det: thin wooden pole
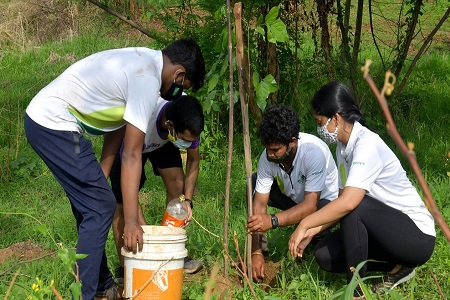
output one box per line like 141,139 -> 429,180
362,62 -> 450,243
234,2 -> 253,281
223,0 -> 234,279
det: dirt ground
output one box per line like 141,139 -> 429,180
0,241 -> 282,298
0,240 -> 52,264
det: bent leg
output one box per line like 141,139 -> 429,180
340,196 -> 434,280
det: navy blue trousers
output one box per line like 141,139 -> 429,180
24,114 -> 116,299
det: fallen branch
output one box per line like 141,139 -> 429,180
4,266 -> 21,300
85,0 -> 168,44
361,60 -> 450,243
0,250 -> 59,278
430,270 -> 446,300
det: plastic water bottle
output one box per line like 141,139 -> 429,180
161,194 -> 188,227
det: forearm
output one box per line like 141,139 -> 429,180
277,203 -> 317,227
100,127 -> 125,178
184,158 -> 199,199
121,153 -> 142,224
251,232 -> 264,252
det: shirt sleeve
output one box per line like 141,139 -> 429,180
123,74 -> 160,133
189,138 -> 200,149
345,141 -> 383,191
254,151 -> 275,194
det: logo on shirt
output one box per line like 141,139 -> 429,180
297,171 -> 306,184
310,170 -> 324,177
145,143 -> 161,150
352,161 -> 366,166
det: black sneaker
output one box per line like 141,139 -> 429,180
372,266 -> 415,293
184,256 -> 203,274
114,266 -> 124,286
94,282 -> 120,299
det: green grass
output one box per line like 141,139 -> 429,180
1,3 -> 450,299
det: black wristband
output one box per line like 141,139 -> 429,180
271,213 -> 278,229
185,198 -> 193,209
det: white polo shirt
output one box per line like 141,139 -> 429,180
255,132 -> 339,203
337,121 -> 435,237
26,47 -> 163,136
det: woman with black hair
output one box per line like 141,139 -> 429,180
288,81 -> 435,298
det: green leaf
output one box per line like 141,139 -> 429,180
37,224 -> 47,235
207,74 -> 219,93
267,19 -> 289,43
70,281 -> 82,300
252,72 -> 260,89
57,248 -> 70,265
256,26 -> 265,38
75,253 -> 88,260
265,6 -> 280,25
255,74 -> 279,110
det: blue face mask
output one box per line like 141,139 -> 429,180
168,129 -> 192,149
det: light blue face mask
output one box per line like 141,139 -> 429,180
168,128 -> 192,149
172,138 -> 192,149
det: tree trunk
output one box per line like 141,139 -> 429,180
316,0 -> 335,79
350,0 -> 364,103
396,6 -> 450,96
394,0 -> 423,78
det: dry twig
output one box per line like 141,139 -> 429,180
361,60 -> 450,243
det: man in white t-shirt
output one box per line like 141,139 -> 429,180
246,104 -> 338,282
24,38 -> 205,300
109,96 -> 204,282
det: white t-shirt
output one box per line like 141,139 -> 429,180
26,47 -> 163,135
337,121 -> 435,237
255,132 -> 339,203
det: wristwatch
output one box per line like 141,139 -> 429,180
185,198 -> 193,209
270,213 -> 278,229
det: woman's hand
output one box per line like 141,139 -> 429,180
289,225 -> 320,258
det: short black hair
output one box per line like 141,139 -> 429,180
165,95 -> 204,136
311,81 -> 366,126
162,38 -> 206,92
258,104 -> 300,146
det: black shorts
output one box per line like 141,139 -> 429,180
110,142 -> 182,203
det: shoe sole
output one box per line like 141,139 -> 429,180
184,264 -> 203,274
390,269 -> 416,290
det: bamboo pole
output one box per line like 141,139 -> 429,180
233,2 -> 253,281
223,0 -> 235,279
362,61 -> 450,243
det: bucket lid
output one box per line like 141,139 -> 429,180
122,248 -> 188,260
142,225 -> 186,236
140,225 -> 187,243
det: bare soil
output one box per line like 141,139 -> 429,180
0,240 -> 52,265
0,241 -> 282,299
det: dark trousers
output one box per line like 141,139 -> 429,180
110,142 -> 182,203
24,114 -> 116,299
314,195 -> 435,281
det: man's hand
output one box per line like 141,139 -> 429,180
123,221 -> 144,253
182,201 -> 193,228
251,252 -> 265,282
247,213 -> 272,233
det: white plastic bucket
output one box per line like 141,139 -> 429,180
122,225 -> 188,300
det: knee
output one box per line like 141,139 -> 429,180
314,245 -> 333,272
